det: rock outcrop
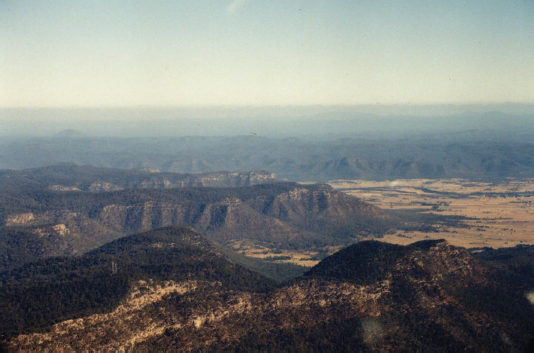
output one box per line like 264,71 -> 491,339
1,183 -> 395,271
3,235 -> 532,351
1,164 -> 281,192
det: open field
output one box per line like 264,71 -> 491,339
230,178 -> 533,267
227,239 -> 342,268
329,178 -> 534,249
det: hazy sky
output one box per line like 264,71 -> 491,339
1,0 -> 533,107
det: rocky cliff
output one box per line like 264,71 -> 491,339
0,164 -> 280,192
1,183 -> 395,271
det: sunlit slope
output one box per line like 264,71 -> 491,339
4,237 -> 531,351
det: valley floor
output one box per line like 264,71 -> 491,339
329,178 -> 534,249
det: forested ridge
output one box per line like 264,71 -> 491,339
0,164 -> 280,191
0,226 -> 276,338
0,182 -> 406,272
2,229 -> 532,351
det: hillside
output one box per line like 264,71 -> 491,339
3,236 -> 532,351
470,245 -> 534,287
0,182 -> 400,271
0,164 -> 280,191
0,226 -> 275,340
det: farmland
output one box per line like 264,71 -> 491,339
330,178 -> 534,248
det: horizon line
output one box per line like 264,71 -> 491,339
2,102 -> 534,110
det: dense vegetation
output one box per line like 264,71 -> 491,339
0,181 -> 324,218
2,232 -> 533,351
303,240 -> 534,351
138,240 -> 534,351
471,244 -> 534,287
305,241 -> 413,285
0,226 -> 276,338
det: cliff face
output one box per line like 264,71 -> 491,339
247,186 -> 389,225
135,171 -> 277,189
0,164 -> 280,191
6,210 -> 78,227
1,183 -> 394,271
4,237 -> 532,351
94,198 -> 297,244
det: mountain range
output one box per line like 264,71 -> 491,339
1,169 -> 407,272
0,163 -> 280,191
0,162 -> 531,350
2,226 -> 532,351
1,133 -> 533,181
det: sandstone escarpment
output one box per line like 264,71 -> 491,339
247,186 -> 388,221
6,211 -> 78,227
1,164 -> 281,192
4,183 -> 391,251
1,183 -> 398,272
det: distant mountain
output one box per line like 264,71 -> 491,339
54,129 -> 87,138
0,164 -> 281,191
3,235 -> 532,351
0,182 -> 398,271
1,135 -> 532,180
2,106 -> 533,138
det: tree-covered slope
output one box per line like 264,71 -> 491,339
3,238 -> 532,351
0,182 -> 397,271
0,226 -> 275,339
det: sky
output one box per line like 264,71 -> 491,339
1,0 -> 533,107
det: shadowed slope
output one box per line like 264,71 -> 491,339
0,226 -> 275,339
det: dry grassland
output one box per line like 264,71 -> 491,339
228,239 -> 339,267
231,179 -> 533,267
329,178 -> 534,249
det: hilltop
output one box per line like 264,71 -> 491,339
0,226 -> 275,340
2,234 -> 532,351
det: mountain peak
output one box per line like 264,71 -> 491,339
54,129 -> 87,138
304,240 -> 412,284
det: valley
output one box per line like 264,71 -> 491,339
228,178 -> 534,266
0,165 -> 532,350
0,169 -> 398,272
2,1 -> 533,348
330,178 -> 534,248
